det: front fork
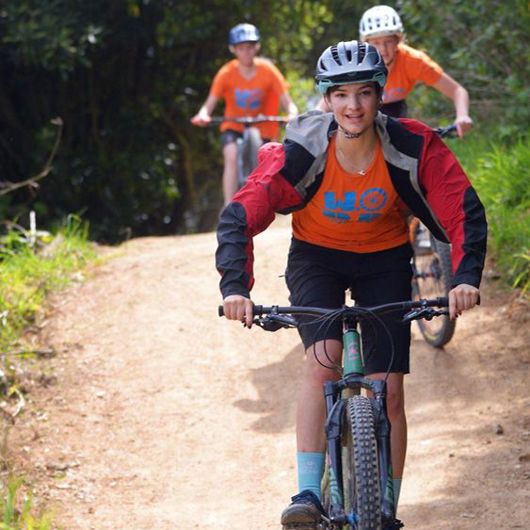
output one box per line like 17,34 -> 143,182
323,327 -> 396,526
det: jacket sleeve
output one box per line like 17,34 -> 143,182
419,132 -> 487,288
215,142 -> 303,299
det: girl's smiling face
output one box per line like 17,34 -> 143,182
325,83 -> 380,136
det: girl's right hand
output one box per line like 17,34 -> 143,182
223,295 -> 254,327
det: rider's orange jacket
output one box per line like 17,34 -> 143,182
216,112 -> 487,299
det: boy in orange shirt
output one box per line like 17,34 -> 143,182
191,23 -> 298,204
359,5 -> 472,136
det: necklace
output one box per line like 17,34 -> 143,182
335,140 -> 376,176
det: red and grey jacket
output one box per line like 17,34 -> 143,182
216,111 -> 487,298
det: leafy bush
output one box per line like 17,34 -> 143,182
0,215 -> 96,351
452,135 -> 530,294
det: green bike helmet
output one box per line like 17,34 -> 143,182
315,40 -> 387,95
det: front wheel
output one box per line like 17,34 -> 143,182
346,395 -> 382,530
412,233 -> 456,347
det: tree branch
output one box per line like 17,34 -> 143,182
0,117 -> 63,197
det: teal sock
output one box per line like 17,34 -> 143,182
393,478 -> 402,507
297,452 -> 325,499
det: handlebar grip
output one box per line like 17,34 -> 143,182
436,297 -> 449,307
433,294 -> 480,308
218,304 -> 264,318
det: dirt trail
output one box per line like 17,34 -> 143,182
10,217 -> 530,529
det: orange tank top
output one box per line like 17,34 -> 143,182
292,136 -> 409,253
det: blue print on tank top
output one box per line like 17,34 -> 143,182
323,188 -> 387,222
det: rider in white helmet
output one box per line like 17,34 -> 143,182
358,5 -> 473,136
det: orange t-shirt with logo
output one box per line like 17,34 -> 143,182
383,43 -> 443,103
292,136 -> 409,253
210,58 -> 288,140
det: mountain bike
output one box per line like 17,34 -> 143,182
219,297 -> 449,529
410,124 -> 458,348
210,115 -> 288,187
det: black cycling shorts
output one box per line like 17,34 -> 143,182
220,129 -> 243,147
285,238 -> 413,374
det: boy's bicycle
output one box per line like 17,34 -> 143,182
210,115 -> 288,187
219,297 -> 449,529
410,125 -> 458,348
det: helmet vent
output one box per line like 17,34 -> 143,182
331,45 -> 341,65
358,43 -> 366,64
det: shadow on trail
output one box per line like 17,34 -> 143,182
232,343 -> 304,433
404,329 -> 530,529
401,434 -> 529,529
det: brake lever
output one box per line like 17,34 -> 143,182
402,308 -> 449,323
254,314 -> 298,331
402,309 -> 422,323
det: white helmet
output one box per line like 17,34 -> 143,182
359,5 -> 404,40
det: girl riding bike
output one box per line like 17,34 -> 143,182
216,40 -> 487,529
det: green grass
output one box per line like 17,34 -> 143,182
0,214 -> 96,528
451,133 -> 530,294
0,215 -> 97,352
0,477 -> 53,530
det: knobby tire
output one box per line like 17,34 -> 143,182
346,395 -> 382,530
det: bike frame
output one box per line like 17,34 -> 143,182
218,298 -> 448,529
323,314 -> 395,527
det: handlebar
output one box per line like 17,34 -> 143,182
218,297 -> 448,318
433,124 -> 458,138
209,115 -> 289,125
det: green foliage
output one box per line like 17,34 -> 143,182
452,135 -> 530,294
0,476 -> 53,530
0,0 -> 527,242
0,215 -> 96,351
0,0 -> 335,241
1,1 -> 102,76
399,0 -> 530,133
